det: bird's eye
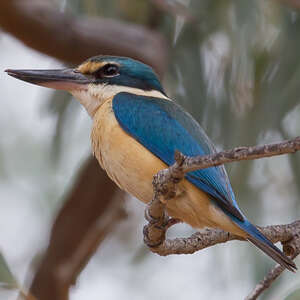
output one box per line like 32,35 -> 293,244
95,64 -> 119,78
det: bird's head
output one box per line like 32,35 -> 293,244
5,55 -> 167,117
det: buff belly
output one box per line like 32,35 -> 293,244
91,98 -> 246,236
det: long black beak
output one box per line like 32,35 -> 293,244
5,68 -> 90,90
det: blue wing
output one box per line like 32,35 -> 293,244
112,92 -> 297,271
112,92 -> 244,221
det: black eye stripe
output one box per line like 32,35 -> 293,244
94,64 -> 119,78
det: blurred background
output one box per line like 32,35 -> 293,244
0,0 -> 300,299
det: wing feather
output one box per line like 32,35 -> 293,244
113,92 -> 244,221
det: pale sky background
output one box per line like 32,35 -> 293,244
0,31 -> 299,300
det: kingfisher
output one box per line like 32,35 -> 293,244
5,55 -> 296,271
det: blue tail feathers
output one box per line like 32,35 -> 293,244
236,219 -> 296,271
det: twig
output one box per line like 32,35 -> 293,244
145,137 -> 300,211
245,232 -> 300,300
146,221 -> 300,256
143,137 -> 300,298
173,136 -> 300,174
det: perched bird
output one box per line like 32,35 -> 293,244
5,55 -> 296,271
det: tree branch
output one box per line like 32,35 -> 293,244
145,220 -> 300,256
143,136 -> 300,299
29,157 -> 126,300
246,252 -> 300,300
0,0 -> 167,76
246,230 -> 300,300
173,136 -> 300,175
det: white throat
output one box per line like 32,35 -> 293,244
71,84 -> 170,118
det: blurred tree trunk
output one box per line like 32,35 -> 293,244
30,158 -> 126,300
0,0 -> 167,76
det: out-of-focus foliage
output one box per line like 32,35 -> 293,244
286,288 -> 300,300
1,0 -> 300,299
0,252 -> 18,290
